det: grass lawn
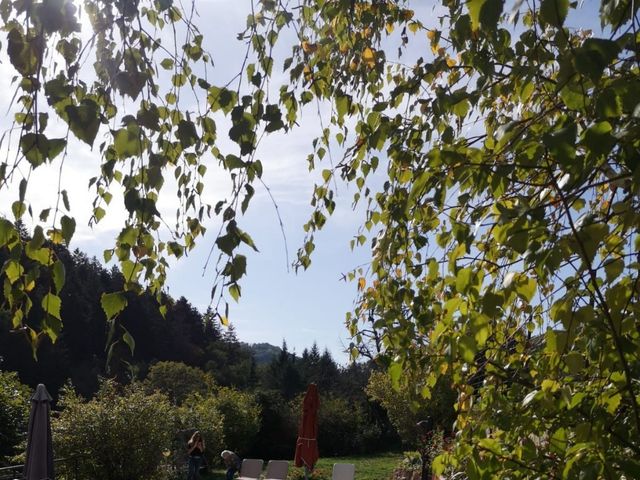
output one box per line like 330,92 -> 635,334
202,452 -> 402,480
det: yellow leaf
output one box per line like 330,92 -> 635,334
427,30 -> 437,41
402,9 -> 415,21
446,56 -> 457,67
385,23 -> 394,34
303,64 -> 313,81
358,277 -> 366,291
47,229 -> 64,244
301,41 -> 318,53
362,47 -> 376,68
407,21 -> 419,33
220,315 -> 229,326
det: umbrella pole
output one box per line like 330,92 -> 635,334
304,466 -> 309,480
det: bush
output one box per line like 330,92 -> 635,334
145,361 -> 215,405
391,451 -> 422,480
251,390 -> 297,459
366,371 -> 456,447
0,370 -> 30,466
53,380 -> 176,480
316,396 -> 363,456
211,387 -> 260,455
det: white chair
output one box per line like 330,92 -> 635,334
238,458 -> 263,479
264,460 -> 289,479
332,463 -> 355,480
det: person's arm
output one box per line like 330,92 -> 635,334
187,442 -> 195,454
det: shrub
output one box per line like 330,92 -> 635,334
53,380 -> 176,480
391,451 -> 422,480
145,361 -> 215,405
366,371 -> 456,446
251,390 -> 297,459
211,387 -> 260,455
316,395 -> 363,456
0,370 -> 30,466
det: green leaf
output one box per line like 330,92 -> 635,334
564,351 -> 584,375
42,292 -> 62,320
458,334 -> 476,362
20,133 -> 48,167
101,292 -> 128,320
176,120 -> 198,148
12,201 -> 26,219
42,315 -> 62,344
229,283 -> 241,302
582,121 -> 615,157
0,219 -> 18,247
595,88 -> 622,118
543,121 -> 577,163
456,267 -> 473,293
208,86 -> 238,114
388,362 -> 402,390
224,154 -> 246,170
216,232 -> 239,256
113,127 -> 143,158
53,260 -> 66,293
122,326 -> 136,355
65,100 -> 101,145
25,245 -> 52,265
574,38 -> 621,83
467,0 -> 502,31
540,0 -> 569,27
336,95 -> 349,122
7,28 -> 41,76
160,58 -> 174,70
604,258 -> 624,283
515,276 -> 537,302
579,223 -> 609,263
60,215 -> 76,245
4,260 -> 24,284
228,254 -> 247,281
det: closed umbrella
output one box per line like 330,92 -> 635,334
294,384 -> 319,479
24,384 -> 54,480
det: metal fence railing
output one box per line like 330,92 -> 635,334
0,457 -> 80,480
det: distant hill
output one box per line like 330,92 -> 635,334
245,342 -> 283,365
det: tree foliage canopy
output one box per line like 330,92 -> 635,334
246,0 -> 640,477
2,0 -> 640,477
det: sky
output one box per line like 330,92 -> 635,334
0,1 -> 605,364
0,0 -> 381,364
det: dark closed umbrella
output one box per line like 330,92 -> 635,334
24,384 -> 54,480
294,384 -> 319,476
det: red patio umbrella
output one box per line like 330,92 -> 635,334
294,384 -> 319,477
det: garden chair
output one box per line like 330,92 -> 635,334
332,463 -> 355,480
264,460 -> 289,479
238,458 -> 263,479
